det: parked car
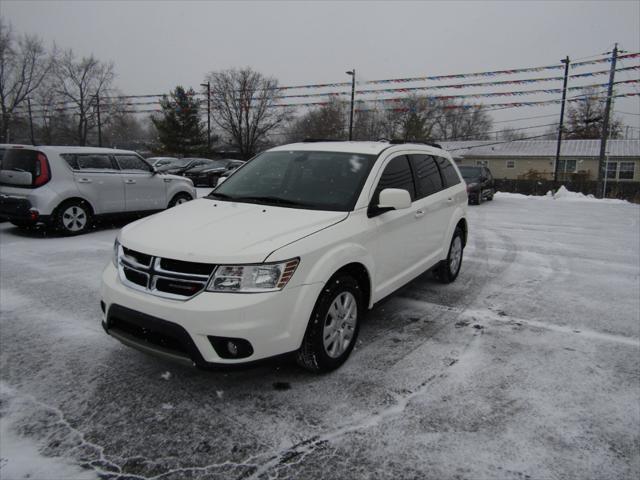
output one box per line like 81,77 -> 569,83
458,165 -> 494,204
154,157 -> 198,174
102,141 -> 468,372
148,156 -> 178,168
0,146 -> 196,235
185,159 -> 245,187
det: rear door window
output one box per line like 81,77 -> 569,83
373,155 -> 416,203
435,156 -> 461,188
62,154 -> 117,171
408,154 -> 444,199
115,155 -> 152,172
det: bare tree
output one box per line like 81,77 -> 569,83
497,127 -> 527,141
434,100 -> 493,140
55,49 -> 114,145
205,68 -> 291,158
565,87 -> 622,139
286,98 -> 346,142
0,17 -> 53,142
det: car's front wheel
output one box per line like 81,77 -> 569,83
296,274 -> 363,372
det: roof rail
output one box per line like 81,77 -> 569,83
387,139 -> 443,149
301,138 -> 344,143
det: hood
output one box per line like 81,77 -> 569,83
120,198 -> 348,264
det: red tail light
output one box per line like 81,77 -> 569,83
33,153 -> 50,187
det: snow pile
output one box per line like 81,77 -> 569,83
495,186 -> 628,204
553,186 -> 628,204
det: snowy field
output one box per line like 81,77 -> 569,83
1,191 -> 639,480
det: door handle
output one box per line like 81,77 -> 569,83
163,178 -> 172,183
415,209 -> 425,218
77,178 -> 92,184
125,179 -> 136,184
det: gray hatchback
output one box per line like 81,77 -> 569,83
0,146 -> 196,235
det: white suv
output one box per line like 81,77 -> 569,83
0,146 -> 196,235
101,141 -> 468,372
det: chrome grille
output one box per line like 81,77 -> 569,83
117,246 -> 215,300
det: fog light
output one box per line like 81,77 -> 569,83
207,336 -> 254,359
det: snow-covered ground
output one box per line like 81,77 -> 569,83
1,192 -> 639,480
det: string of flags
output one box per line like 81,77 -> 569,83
276,68 -> 640,100
271,80 -> 640,108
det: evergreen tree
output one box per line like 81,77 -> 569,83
152,86 -> 206,154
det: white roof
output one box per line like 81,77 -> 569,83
439,139 -> 640,158
270,141 -> 448,156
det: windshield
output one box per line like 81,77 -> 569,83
209,150 -> 376,211
458,166 -> 482,180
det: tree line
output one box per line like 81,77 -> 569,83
1,17 -> 627,159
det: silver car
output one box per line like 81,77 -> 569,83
0,146 -> 196,235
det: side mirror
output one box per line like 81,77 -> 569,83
378,188 -> 411,210
216,176 -> 227,186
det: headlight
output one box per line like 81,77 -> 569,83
206,258 -> 299,293
466,182 -> 478,191
113,238 -> 120,266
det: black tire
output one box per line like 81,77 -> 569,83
53,200 -> 92,235
434,226 -> 464,284
296,275 -> 363,373
476,192 -> 483,205
487,191 -> 494,201
168,192 -> 193,208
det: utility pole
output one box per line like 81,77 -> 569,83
553,56 -> 570,184
95,91 -> 102,147
200,81 -> 211,150
346,69 -> 355,140
597,44 -> 618,197
27,98 -> 35,145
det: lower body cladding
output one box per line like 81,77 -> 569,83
0,194 -> 51,225
100,263 -> 324,368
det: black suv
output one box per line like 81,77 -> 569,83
458,165 -> 494,205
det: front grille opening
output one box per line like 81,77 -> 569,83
155,278 -> 205,296
110,316 -> 190,357
122,247 -> 152,266
123,266 -> 148,287
159,258 -> 215,276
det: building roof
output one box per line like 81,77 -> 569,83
438,140 -> 640,158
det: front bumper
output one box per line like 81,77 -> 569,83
100,263 -> 324,367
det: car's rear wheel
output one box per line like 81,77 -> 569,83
434,226 -> 464,283
296,274 -> 363,372
54,200 -> 92,235
168,192 -> 193,208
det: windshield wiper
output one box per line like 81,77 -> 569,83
231,195 -> 309,207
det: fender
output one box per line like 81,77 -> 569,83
271,240 -> 376,308
442,206 -> 467,260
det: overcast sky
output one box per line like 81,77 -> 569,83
3,0 -> 639,135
